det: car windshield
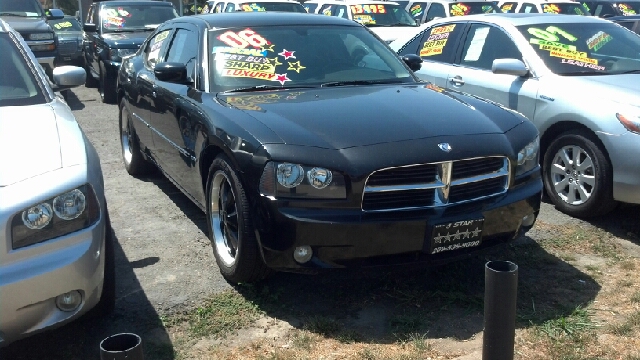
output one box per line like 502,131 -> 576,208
236,2 -> 307,12
615,2 -> 640,15
349,3 -> 418,26
0,34 -> 45,106
100,5 -> 178,32
540,3 -> 588,15
449,2 -> 501,16
516,21 -> 640,75
50,17 -> 83,32
208,25 -> 416,91
0,0 -> 44,17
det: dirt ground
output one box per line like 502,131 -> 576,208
1,85 -> 639,359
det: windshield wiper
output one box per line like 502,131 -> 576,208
0,12 -> 28,17
615,69 -> 640,74
219,84 -> 315,94
559,71 -> 608,76
320,79 -> 405,87
374,22 -> 417,27
108,28 -> 140,33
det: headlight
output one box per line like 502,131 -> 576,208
11,185 -> 101,249
616,112 -> 640,134
110,48 -> 136,62
260,162 -> 347,199
29,32 -> 54,40
515,135 -> 540,176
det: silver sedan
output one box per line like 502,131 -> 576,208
0,19 -> 114,346
390,13 -> 640,218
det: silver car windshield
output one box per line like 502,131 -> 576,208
516,22 -> 640,75
208,25 -> 415,91
0,34 -> 45,107
0,0 -> 44,18
100,5 -> 178,32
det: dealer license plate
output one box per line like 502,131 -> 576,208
429,218 -> 484,254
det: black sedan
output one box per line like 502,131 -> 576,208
117,12 -> 542,284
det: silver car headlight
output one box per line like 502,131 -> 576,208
110,48 -> 136,62
616,112 -> 640,135
260,162 -> 347,199
515,135 -> 540,176
11,184 -> 101,249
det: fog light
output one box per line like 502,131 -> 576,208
521,214 -> 535,227
55,290 -> 82,312
293,246 -> 313,263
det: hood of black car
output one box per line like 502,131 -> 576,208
102,32 -> 149,47
1,16 -> 50,33
218,84 -> 523,150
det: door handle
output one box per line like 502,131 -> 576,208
449,76 -> 465,86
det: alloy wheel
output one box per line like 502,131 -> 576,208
549,145 -> 596,205
210,171 -> 239,267
120,106 -> 133,165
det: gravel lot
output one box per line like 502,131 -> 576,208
1,85 -> 638,359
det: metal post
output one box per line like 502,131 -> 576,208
483,261 -> 518,360
100,333 -> 144,360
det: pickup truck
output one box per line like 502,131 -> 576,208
83,0 -> 178,103
0,0 -> 64,80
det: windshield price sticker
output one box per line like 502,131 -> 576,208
619,3 -> 637,14
103,16 -> 125,28
450,3 -> 471,16
218,28 -> 270,49
543,4 -> 561,13
241,3 -> 266,11
350,4 -> 386,14
502,3 -> 513,11
587,31 -> 612,51
354,14 -> 376,24
420,24 -> 455,57
410,4 -> 423,16
528,26 -> 605,70
53,21 -> 73,29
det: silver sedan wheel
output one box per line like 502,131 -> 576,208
209,171 -> 239,267
120,106 -> 133,166
550,145 -> 596,205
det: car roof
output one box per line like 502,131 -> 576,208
0,19 -> 10,33
441,12 -> 615,25
182,11 -> 363,27
96,0 -> 174,6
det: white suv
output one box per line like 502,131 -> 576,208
304,0 -> 422,42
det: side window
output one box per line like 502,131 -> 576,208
213,2 -> 224,12
459,24 -> 522,70
594,3 -> 617,16
144,29 -> 171,69
333,5 -> 348,18
425,3 -> 446,21
164,28 -> 199,81
319,4 -> 333,15
225,3 -> 236,11
500,2 -> 518,13
408,2 -> 428,21
91,6 -> 99,25
305,3 -> 318,13
518,3 -> 539,13
418,23 -> 464,63
86,5 -> 94,24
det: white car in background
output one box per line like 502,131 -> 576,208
498,0 -> 590,14
0,19 -> 114,346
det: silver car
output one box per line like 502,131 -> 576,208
390,13 -> 640,218
0,19 -> 114,346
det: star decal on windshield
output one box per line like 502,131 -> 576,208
267,57 -> 282,66
287,61 -> 306,73
261,44 -> 275,52
275,73 -> 290,85
278,49 -> 296,60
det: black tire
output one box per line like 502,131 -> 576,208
206,155 -> 271,284
119,98 -> 155,176
85,66 -> 99,88
85,206 -> 116,318
543,129 -> 617,218
99,69 -> 117,104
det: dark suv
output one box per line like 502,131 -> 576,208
0,0 -> 64,79
582,0 -> 640,16
83,0 -> 178,103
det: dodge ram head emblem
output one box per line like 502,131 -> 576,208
438,143 -> 452,152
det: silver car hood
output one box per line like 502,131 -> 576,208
0,102 -> 86,187
559,74 -> 640,105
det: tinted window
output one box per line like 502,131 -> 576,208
418,23 -> 464,63
145,30 -> 171,68
0,0 -> 44,17
165,28 -> 199,80
236,2 -> 307,12
449,2 -> 501,15
516,22 -> 640,74
518,3 -> 539,12
500,2 -> 518,13
49,17 -> 83,32
304,3 -> 318,12
335,5 -> 349,18
319,4 -> 333,15
408,2 -> 428,20
0,34 -> 45,106
100,5 -> 178,32
208,25 -> 415,91
226,3 -> 236,11
541,3 -> 588,15
348,3 -> 417,25
460,24 -> 522,70
425,3 -> 446,21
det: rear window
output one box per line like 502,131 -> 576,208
449,2 -> 501,15
0,34 -> 45,107
541,3 -> 588,15
237,2 -> 307,12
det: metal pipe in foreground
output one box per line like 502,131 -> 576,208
100,333 -> 144,360
483,260 -> 518,360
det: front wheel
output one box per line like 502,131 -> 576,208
99,69 -> 117,104
543,130 -> 617,218
206,155 -> 270,284
119,99 -> 154,176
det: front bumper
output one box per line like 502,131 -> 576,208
257,170 -> 542,270
601,131 -> 640,204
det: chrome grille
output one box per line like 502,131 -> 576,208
58,39 -> 78,55
362,156 -> 509,212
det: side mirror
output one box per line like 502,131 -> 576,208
84,23 -> 97,32
492,59 -> 529,76
154,62 -> 189,83
47,8 -> 65,20
52,66 -> 86,90
402,53 -> 423,71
